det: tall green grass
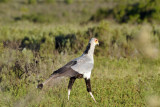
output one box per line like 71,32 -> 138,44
0,21 -> 160,106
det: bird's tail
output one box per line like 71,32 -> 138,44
37,74 -> 59,89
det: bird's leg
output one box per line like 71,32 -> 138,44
68,77 -> 76,100
85,78 -> 97,103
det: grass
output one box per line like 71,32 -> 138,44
0,51 -> 160,106
0,22 -> 160,106
0,0 -> 160,107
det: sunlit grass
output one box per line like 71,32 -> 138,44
0,21 -> 160,106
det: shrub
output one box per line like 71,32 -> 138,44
28,0 -> 37,4
55,34 -> 77,52
20,36 -> 45,51
0,43 -> 4,55
0,0 -> 10,3
45,0 -> 55,3
64,0 -> 74,4
14,14 -> 53,23
89,0 -> 160,23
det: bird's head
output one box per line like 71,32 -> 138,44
89,38 -> 99,46
83,38 -> 99,54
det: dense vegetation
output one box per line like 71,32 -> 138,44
0,0 -> 160,107
90,0 -> 160,23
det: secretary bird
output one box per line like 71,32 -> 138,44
37,38 -> 99,103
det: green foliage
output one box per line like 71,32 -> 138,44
0,21 -> 159,59
0,42 -> 4,55
20,36 -> 46,51
14,14 -> 53,23
39,34 -> 55,57
45,0 -> 54,3
28,0 -> 37,4
55,34 -> 77,52
90,8 -> 111,22
90,0 -> 160,23
0,7 -> 160,107
64,0 -> 74,4
0,0 -> 160,105
15,21 -> 138,57
1,54 -> 160,106
0,0 -> 10,3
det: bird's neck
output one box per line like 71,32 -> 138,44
83,43 -> 95,57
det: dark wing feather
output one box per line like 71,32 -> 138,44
51,61 -> 80,77
37,61 -> 81,89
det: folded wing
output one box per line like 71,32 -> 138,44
51,61 -> 80,77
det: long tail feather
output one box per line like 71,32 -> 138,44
37,74 -> 59,89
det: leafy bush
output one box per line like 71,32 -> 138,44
28,0 -> 37,4
55,34 -> 76,52
20,36 -> 46,51
14,14 -> 54,23
64,0 -> 74,4
90,0 -> 160,23
0,0 -> 10,3
45,0 -> 55,3
11,21 -> 158,59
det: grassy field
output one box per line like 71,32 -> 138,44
0,0 -> 160,107
1,54 -> 160,106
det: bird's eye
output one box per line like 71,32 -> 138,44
95,39 -> 98,42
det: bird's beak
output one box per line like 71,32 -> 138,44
95,41 -> 99,45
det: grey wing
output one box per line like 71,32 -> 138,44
51,61 -> 80,77
40,61 -> 80,86
71,56 -> 94,74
